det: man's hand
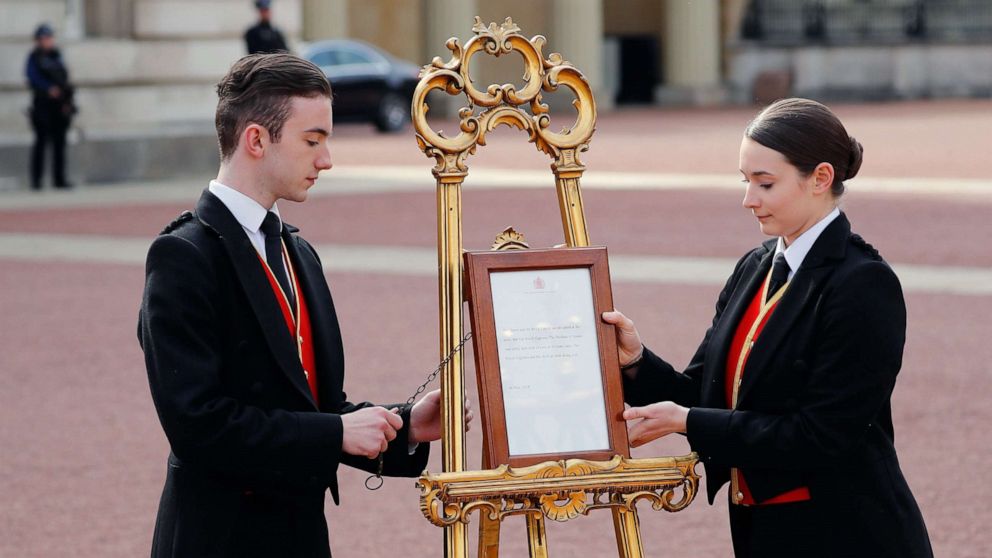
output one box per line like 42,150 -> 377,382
341,406 -> 404,459
409,389 -> 474,444
48,85 -> 61,99
623,402 -> 689,447
601,310 -> 644,369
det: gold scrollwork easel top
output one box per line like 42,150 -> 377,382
413,17 -> 596,179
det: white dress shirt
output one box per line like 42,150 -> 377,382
774,207 -> 841,281
208,180 -> 291,281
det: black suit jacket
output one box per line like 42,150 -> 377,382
623,213 -> 931,557
139,190 -> 428,558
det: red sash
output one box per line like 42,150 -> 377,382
257,252 -> 319,405
724,283 -> 810,505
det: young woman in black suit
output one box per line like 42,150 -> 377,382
603,98 -> 932,558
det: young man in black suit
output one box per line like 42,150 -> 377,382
139,53 -> 458,558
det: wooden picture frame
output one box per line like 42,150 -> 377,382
464,246 -> 629,468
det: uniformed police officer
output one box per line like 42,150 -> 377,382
25,23 -> 75,190
244,0 -> 289,55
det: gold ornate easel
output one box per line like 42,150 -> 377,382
412,18 -> 700,557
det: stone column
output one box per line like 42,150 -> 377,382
659,0 -> 724,105
64,0 -> 86,40
83,0 -> 134,38
423,0 -> 477,117
303,0 -> 347,41
551,0 -> 608,110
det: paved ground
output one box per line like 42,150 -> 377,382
1,100 -> 990,557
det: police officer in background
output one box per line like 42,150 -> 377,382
244,0 -> 289,54
25,23 -> 75,190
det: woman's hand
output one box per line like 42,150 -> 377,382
601,310 -> 644,368
409,389 -> 474,444
623,402 -> 689,447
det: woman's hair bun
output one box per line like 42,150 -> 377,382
845,136 -> 864,181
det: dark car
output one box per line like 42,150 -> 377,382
302,39 -> 421,133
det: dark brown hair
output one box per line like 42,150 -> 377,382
745,98 -> 863,197
215,53 -> 332,161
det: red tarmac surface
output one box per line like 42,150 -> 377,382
1,101 -> 991,557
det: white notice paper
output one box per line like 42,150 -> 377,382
490,268 -> 610,456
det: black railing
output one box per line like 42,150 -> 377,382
741,0 -> 992,45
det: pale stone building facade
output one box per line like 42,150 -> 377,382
1,0 -> 988,185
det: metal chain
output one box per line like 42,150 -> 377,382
406,331 -> 473,406
365,331 -> 473,490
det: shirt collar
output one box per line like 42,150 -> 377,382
208,180 -> 280,234
774,206 -> 841,273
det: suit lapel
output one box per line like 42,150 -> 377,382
282,229 -> 345,411
735,214 -> 851,405
194,190 -> 317,409
700,243 -> 775,406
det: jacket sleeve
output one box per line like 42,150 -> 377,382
25,54 -> 52,94
273,29 -> 289,52
336,402 -> 430,477
244,29 -> 257,55
140,233 -> 343,483
686,261 -> 906,471
295,236 -> 430,477
622,250 -> 753,408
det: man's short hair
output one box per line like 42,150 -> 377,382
215,53 -> 332,161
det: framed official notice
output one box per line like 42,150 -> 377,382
464,247 -> 629,467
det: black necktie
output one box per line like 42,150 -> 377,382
260,211 -> 296,313
767,252 -> 790,302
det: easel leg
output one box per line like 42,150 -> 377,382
477,439 -> 501,557
526,512 -> 550,558
612,507 -> 644,558
478,503 -> 501,558
445,523 -> 469,558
